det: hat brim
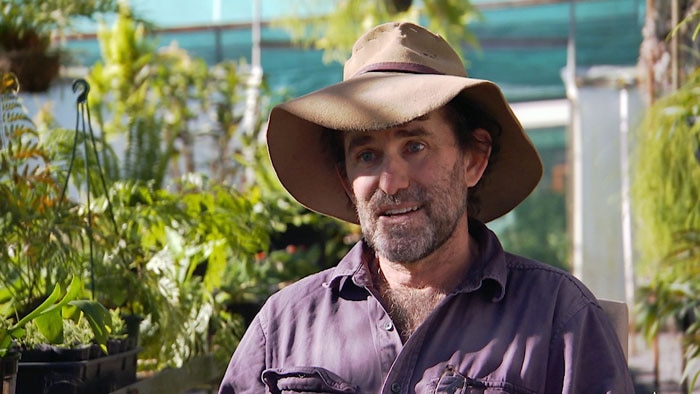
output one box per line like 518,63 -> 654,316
266,72 -> 543,224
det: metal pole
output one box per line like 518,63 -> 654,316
566,0 -> 583,280
213,0 -> 223,62
237,0 -> 263,185
251,0 -> 261,70
241,0 -> 262,138
619,87 -> 635,328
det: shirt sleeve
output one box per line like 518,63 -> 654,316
218,314 -> 267,393
546,300 -> 635,393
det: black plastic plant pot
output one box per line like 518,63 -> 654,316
16,348 -> 139,394
1,352 -> 21,394
18,344 -> 92,363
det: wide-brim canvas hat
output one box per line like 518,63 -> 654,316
266,22 -> 543,224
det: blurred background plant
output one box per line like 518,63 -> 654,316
633,4 -> 700,390
4,0 -> 700,390
0,0 -> 120,91
0,73 -> 87,319
0,0 -> 118,46
4,5 -> 355,373
275,0 -> 482,64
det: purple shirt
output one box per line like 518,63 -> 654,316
219,221 -> 634,393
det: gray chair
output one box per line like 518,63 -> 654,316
598,299 -> 629,360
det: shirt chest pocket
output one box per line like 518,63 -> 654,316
435,377 -> 519,394
262,367 -> 359,394
434,366 -> 532,394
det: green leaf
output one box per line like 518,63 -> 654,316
13,281 -> 64,328
62,304 -> 81,321
0,286 -> 13,305
0,302 -> 12,320
36,276 -> 83,318
34,309 -> 64,344
69,300 -> 113,351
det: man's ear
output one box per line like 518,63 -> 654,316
464,128 -> 492,187
336,163 -> 356,204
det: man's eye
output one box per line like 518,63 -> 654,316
407,142 -> 425,153
358,151 -> 375,162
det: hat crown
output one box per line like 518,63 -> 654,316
343,22 -> 468,80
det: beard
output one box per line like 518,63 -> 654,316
355,162 -> 469,263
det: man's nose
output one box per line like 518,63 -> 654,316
378,156 -> 409,196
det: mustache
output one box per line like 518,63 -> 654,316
366,186 -> 426,209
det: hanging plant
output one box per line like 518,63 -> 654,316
632,67 -> 700,392
386,0 -> 412,13
631,68 -> 700,272
0,0 -> 120,92
274,0 -> 482,64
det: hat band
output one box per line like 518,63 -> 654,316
351,62 -> 443,78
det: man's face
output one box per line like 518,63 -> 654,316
341,108 -> 487,263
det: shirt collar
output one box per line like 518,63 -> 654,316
325,241 -> 373,291
325,220 -> 507,301
459,219 -> 507,301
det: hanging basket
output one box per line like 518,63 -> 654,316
386,0 -> 412,13
0,49 -> 60,93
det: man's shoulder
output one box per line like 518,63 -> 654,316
264,266 -> 340,308
503,252 -> 569,276
502,252 -> 597,303
258,242 -> 367,320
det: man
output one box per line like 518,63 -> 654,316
219,22 -> 633,393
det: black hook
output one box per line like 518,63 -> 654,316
72,79 -> 90,104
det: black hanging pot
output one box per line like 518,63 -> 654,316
0,49 -> 60,93
386,0 -> 412,13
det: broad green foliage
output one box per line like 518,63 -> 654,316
275,0 -> 482,64
1,278 -> 112,357
82,175 -> 350,370
84,178 -> 259,368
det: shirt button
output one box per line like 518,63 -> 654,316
391,382 -> 401,392
383,321 -> 394,331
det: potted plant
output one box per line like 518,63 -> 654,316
0,278 -> 112,394
0,72 -> 132,392
0,0 -> 119,92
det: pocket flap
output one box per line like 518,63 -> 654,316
262,366 -> 359,393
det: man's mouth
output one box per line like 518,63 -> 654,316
380,205 -> 421,217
